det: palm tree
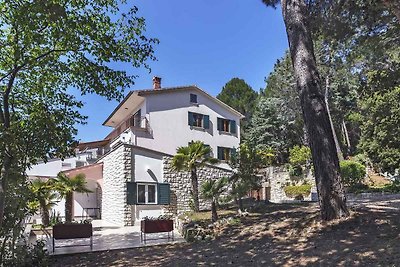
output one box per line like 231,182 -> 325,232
30,179 -> 58,227
172,141 -> 218,212
55,173 -> 92,223
200,177 -> 228,222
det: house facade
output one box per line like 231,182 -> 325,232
98,78 -> 243,225
103,81 -> 242,165
28,77 -> 243,226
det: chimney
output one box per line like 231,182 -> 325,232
152,76 -> 161,90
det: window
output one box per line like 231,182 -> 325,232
190,93 -> 198,103
137,184 -> 157,204
127,182 -> 171,205
217,118 -> 236,134
217,146 -> 236,161
188,112 -> 209,129
131,109 -> 141,127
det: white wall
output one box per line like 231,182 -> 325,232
133,148 -> 164,221
27,150 -> 96,177
133,149 -> 163,183
131,89 -> 240,167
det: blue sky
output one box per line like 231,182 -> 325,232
76,0 -> 288,142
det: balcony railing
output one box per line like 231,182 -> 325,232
105,116 -> 150,142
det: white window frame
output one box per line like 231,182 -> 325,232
137,183 -> 157,204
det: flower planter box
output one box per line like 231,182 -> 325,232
52,223 -> 93,252
140,220 -> 174,243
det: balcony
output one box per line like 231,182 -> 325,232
105,116 -> 151,142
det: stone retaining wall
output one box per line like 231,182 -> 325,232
162,157 -> 232,216
264,166 -> 317,203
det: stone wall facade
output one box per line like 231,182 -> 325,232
264,166 -> 317,203
100,144 -> 133,226
162,157 -> 232,216
100,144 -> 232,225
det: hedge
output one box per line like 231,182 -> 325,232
284,184 -> 311,198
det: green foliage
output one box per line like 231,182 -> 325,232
351,153 -> 369,165
289,146 -> 311,167
288,165 -> 304,177
347,180 -> 400,194
200,177 -> 228,202
288,145 -> 311,177
0,0 -> 158,234
200,177 -> 228,222
217,78 -> 258,136
247,97 -> 303,163
55,173 -> 92,196
0,173 -> 37,263
283,184 -> 312,199
228,143 -> 267,210
1,239 -> 49,267
172,141 -> 218,172
29,178 -> 59,227
340,160 -> 366,186
49,210 -> 62,226
55,173 -> 92,222
172,141 -> 219,212
359,87 -> 400,173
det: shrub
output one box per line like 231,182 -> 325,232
284,184 -> 311,199
340,160 -> 366,186
288,145 -> 311,176
289,145 -> 311,167
289,165 -> 303,177
383,180 -> 400,193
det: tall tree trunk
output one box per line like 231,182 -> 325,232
190,168 -> 200,212
325,75 -> 344,161
211,200 -> 218,222
342,120 -> 351,153
281,0 -> 349,220
0,177 -> 5,229
65,192 -> 74,222
0,153 -> 12,228
40,199 -> 50,227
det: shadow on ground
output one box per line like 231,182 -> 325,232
51,202 -> 400,267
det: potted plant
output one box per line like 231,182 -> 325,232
140,215 -> 174,243
52,220 -> 93,252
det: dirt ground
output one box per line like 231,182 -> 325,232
51,196 -> 400,267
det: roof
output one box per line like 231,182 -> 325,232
102,85 -> 245,126
62,162 -> 103,180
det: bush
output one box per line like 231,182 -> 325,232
340,160 -> 366,186
284,184 -> 311,199
383,180 -> 400,193
289,146 -> 311,166
288,146 -> 311,176
289,165 -> 303,177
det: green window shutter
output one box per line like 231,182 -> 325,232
230,120 -> 237,134
217,147 -> 223,160
217,118 -> 222,131
203,115 -> 210,129
230,148 -> 237,160
158,183 -> 171,205
127,182 -> 137,205
188,112 -> 194,126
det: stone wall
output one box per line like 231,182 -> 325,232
100,144 -> 133,226
264,166 -> 317,203
162,157 -> 232,216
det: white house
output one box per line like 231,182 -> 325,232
103,77 -> 242,165
28,77 -> 244,226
